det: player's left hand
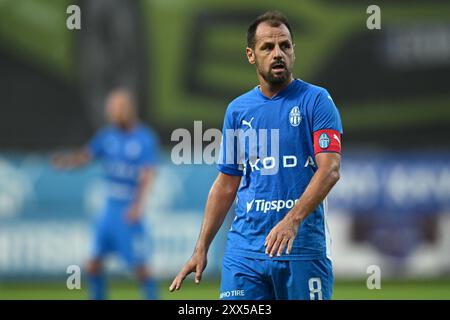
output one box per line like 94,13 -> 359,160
265,215 -> 301,257
125,204 -> 141,224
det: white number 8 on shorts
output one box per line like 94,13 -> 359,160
308,277 -> 323,300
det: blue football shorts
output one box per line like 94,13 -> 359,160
220,253 -> 333,300
90,201 -> 151,269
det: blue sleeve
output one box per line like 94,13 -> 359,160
140,131 -> 159,168
313,90 -> 343,134
87,130 -> 105,159
217,105 -> 243,176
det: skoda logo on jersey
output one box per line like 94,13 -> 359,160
319,133 -> 330,149
289,106 -> 302,127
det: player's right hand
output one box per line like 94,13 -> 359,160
169,249 -> 207,292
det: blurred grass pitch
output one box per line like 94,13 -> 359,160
1,279 -> 450,300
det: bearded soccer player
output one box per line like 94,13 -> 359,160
52,89 -> 159,300
170,11 -> 343,300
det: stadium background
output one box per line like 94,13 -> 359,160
0,0 -> 450,299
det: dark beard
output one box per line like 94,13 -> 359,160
257,62 -> 291,85
263,68 -> 290,85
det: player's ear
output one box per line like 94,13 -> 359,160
292,43 -> 296,61
246,47 -> 256,65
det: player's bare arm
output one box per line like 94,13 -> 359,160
169,172 -> 241,292
265,152 -> 341,257
50,147 -> 92,170
126,168 -> 155,224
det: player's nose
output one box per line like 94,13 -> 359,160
273,44 -> 283,59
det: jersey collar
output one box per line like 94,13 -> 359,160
254,78 -> 300,101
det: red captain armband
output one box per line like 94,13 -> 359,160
313,129 -> 342,155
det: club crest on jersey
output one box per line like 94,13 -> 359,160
319,133 -> 330,149
289,106 -> 302,127
125,140 -> 142,159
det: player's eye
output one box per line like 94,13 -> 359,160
281,42 -> 291,50
260,43 -> 273,51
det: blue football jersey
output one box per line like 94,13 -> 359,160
88,123 -> 159,204
218,79 -> 343,260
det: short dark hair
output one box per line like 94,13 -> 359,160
247,11 -> 293,49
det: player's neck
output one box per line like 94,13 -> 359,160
118,119 -> 138,132
258,76 -> 294,99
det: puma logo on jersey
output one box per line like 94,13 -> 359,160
241,117 -> 254,130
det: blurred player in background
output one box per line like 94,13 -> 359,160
170,11 -> 343,300
52,88 -> 159,300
